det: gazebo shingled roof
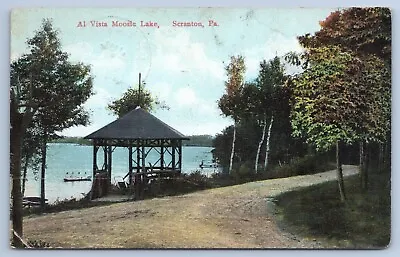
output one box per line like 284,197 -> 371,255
84,107 -> 189,140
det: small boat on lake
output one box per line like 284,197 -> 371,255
199,160 -> 219,169
64,172 -> 91,182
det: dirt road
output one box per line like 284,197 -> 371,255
23,165 -> 359,248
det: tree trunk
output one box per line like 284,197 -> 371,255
358,141 -> 365,189
336,140 -> 346,202
10,76 -> 37,247
360,141 -> 368,191
263,115 -> 274,170
255,118 -> 267,173
40,133 -> 48,208
21,155 -> 29,197
378,143 -> 384,173
364,142 -> 369,189
10,115 -> 24,248
383,140 -> 390,170
229,122 -> 236,174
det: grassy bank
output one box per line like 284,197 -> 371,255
274,168 -> 390,248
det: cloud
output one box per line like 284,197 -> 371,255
61,122 -> 111,137
243,33 -> 303,78
151,29 -> 225,80
64,41 -> 127,72
64,42 -> 94,62
177,119 -> 232,135
146,81 -> 172,102
175,87 -> 198,106
85,87 -> 117,110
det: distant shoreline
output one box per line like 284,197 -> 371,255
51,135 -> 214,147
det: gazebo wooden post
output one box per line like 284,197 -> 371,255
128,143 -> 133,193
160,139 -> 164,171
135,143 -> 141,200
172,140 -> 176,171
107,145 -> 112,192
141,143 -> 146,199
103,145 -> 108,171
92,140 -> 98,178
178,141 -> 182,173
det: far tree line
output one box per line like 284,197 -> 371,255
51,135 -> 215,147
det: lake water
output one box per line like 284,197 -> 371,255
24,143 -> 218,203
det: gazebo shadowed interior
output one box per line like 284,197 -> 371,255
84,107 -> 189,199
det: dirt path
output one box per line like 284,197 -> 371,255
23,165 -> 359,248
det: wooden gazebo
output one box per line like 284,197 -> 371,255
84,107 -> 189,199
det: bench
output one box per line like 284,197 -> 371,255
23,197 -> 48,208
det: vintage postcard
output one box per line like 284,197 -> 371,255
10,7 -> 391,249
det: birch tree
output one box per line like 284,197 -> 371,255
254,57 -> 286,172
218,56 -> 246,173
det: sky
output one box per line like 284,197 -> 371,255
10,8 -> 335,137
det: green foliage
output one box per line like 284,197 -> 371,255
10,18 -> 94,170
146,171 -> 212,197
11,19 -> 93,130
256,57 -> 287,117
288,7 -> 391,150
288,45 -> 390,151
107,86 -> 167,117
231,161 -> 257,183
265,154 -> 335,179
218,55 -> 246,121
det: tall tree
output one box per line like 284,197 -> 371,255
287,46 -> 367,201
297,7 -> 391,190
17,20 -> 93,207
254,57 -> 286,172
10,19 -> 94,245
218,55 -> 246,173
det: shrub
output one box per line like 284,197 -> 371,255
146,170 -> 212,197
263,154 -> 335,180
228,161 -> 257,184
